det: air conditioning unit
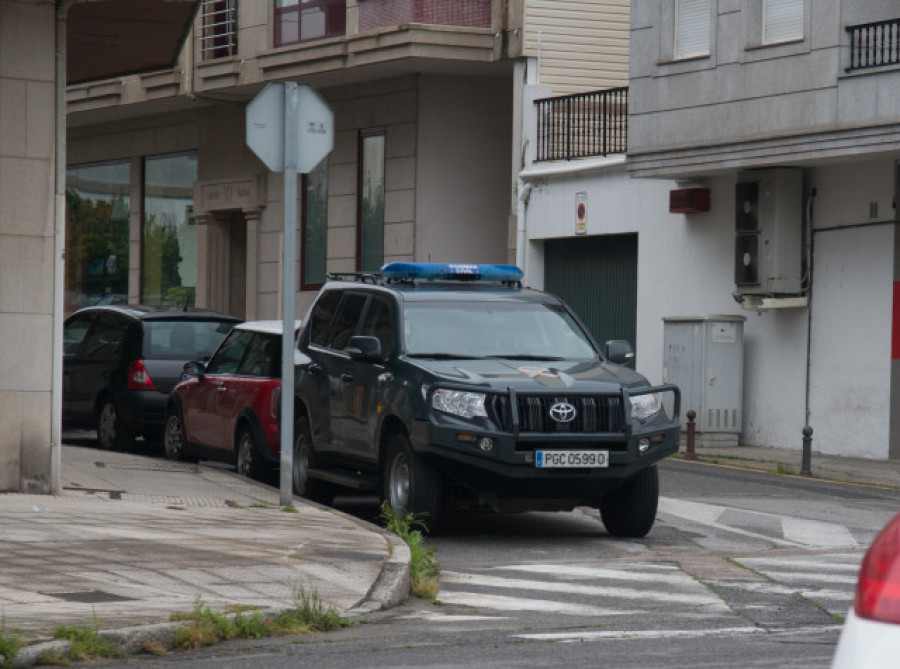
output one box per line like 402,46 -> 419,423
734,168 -> 803,295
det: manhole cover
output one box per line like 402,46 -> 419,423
47,590 -> 136,604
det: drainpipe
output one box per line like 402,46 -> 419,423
51,1 -> 74,493
516,180 -> 532,278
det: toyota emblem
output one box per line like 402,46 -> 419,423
549,402 -> 577,423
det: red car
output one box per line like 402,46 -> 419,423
163,320 -> 298,479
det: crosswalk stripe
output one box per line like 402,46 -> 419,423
441,571 -> 727,608
497,563 -> 697,586
750,571 -> 858,585
514,625 -> 766,642
436,591 -> 641,616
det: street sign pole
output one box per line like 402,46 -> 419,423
279,82 -> 299,507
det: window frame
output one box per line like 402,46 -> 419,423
301,159 -> 328,291
762,0 -> 804,46
356,130 -> 386,273
674,0 -> 712,61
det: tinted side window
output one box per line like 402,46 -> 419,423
64,313 -> 95,355
326,293 -> 367,350
359,297 -> 395,358
82,314 -> 129,359
309,291 -> 342,347
237,333 -> 280,377
206,330 -> 253,374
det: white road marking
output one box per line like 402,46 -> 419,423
514,625 -> 765,642
496,563 -> 696,586
436,591 -> 640,616
781,517 -> 859,549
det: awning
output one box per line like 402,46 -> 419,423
66,0 -> 200,85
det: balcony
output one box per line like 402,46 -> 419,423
358,0 -> 492,31
534,88 -> 628,162
847,18 -> 900,72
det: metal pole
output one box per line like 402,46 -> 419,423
684,410 -> 697,460
279,82 -> 299,507
800,425 -> 813,477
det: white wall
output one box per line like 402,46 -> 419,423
522,159 -> 896,458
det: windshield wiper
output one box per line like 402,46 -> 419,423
406,353 -> 487,360
487,354 -> 567,361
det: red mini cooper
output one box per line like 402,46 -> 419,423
163,320 -> 299,480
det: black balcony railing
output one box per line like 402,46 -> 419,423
847,18 -> 900,71
534,87 -> 628,162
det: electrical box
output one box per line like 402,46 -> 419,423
734,168 -> 803,295
663,315 -> 745,447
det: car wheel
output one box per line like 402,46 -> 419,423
292,417 -> 334,504
236,426 -> 262,481
96,397 -> 133,451
163,409 -> 188,462
383,432 -> 442,528
599,465 -> 659,538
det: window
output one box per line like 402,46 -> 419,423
83,314 -> 129,359
358,132 -> 385,272
309,290 -> 342,346
63,313 -> 96,355
200,0 -> 237,59
325,293 -> 367,350
763,0 -> 802,44
302,159 -> 328,289
237,334 -> 281,377
65,161 -> 130,314
142,153 -> 198,307
674,0 -> 711,59
275,0 -> 346,47
206,329 -> 254,374
359,297 -> 395,358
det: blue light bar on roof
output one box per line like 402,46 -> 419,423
381,262 -> 523,282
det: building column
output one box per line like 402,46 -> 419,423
243,208 -> 261,321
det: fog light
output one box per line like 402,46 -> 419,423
638,438 -> 650,453
478,437 -> 494,452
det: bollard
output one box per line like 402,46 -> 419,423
685,410 -> 697,460
800,425 -> 813,476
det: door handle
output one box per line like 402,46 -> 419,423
217,386 -> 227,392
341,373 -> 355,384
308,362 -> 323,374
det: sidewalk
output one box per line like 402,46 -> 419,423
0,444 -> 409,666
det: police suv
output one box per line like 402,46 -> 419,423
292,262 -> 680,536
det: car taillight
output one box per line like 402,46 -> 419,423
127,360 -> 157,391
271,385 -> 281,419
854,512 -> 900,624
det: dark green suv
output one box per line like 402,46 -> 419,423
293,263 -> 680,536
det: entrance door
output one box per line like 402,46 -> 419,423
544,234 -> 638,354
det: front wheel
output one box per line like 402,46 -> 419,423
382,433 -> 442,529
599,465 -> 659,538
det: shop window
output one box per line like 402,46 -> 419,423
302,159 -> 328,290
358,131 -> 385,273
65,161 -> 131,314
275,0 -> 346,47
674,0 -> 711,59
142,153 -> 198,307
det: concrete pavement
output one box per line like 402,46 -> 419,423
0,439 -> 897,666
1,444 -> 409,667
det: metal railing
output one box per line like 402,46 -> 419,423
847,18 -> 900,71
199,0 -> 238,59
534,87 -> 628,162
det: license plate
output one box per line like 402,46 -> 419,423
535,450 -> 609,468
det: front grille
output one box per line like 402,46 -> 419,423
490,394 -> 624,434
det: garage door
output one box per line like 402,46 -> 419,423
544,234 -> 638,353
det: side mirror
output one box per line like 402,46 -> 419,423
182,360 -> 206,381
604,340 -> 635,366
346,335 -> 383,363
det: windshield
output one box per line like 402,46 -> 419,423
142,319 -> 237,360
403,300 -> 597,360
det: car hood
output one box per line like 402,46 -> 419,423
406,357 -> 650,393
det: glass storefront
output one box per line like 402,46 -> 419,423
142,153 -> 198,306
65,161 -> 131,314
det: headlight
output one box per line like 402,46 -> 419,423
630,393 -> 662,420
432,389 -> 487,418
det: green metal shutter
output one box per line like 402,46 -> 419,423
544,234 -> 638,351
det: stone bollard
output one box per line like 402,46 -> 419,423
685,410 -> 697,460
800,425 -> 813,476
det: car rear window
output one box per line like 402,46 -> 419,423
142,320 -> 237,360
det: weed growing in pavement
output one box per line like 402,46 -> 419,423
773,463 -> 797,476
0,620 -> 23,668
170,588 -> 348,651
379,503 -> 440,602
49,617 -> 123,663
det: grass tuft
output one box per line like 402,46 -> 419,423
379,503 -> 440,602
51,617 -> 123,662
0,620 -> 23,669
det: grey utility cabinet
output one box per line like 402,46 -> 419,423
663,315 -> 745,447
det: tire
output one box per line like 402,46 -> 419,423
292,417 -> 334,505
236,425 -> 263,481
382,432 -> 442,529
163,408 -> 188,462
96,397 -> 133,451
599,465 -> 660,538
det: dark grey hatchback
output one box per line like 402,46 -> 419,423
63,305 -> 240,449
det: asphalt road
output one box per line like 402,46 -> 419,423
93,457 -> 900,669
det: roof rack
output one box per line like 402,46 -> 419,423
325,271 -> 381,285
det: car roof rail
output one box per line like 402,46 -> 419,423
325,271 -> 381,285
